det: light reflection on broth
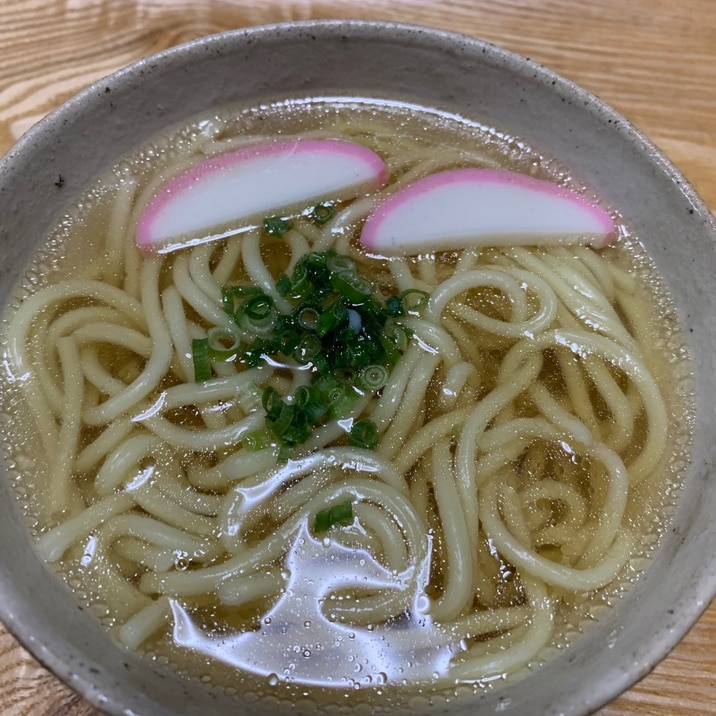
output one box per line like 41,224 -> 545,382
171,523 -> 457,687
0,98 -> 693,709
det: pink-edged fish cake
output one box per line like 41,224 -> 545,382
137,138 -> 388,253
360,168 -> 616,256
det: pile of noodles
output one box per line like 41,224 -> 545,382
4,114 -> 669,688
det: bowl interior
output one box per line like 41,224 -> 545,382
1,20 -> 715,716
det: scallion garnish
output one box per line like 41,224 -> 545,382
221,284 -> 264,314
314,500 -> 354,533
331,270 -> 372,304
236,294 -> 277,334
316,300 -> 348,337
311,201 -> 336,226
207,239 -> 429,455
269,402 -> 297,438
359,364 -> 389,391
295,305 -> 320,332
262,386 -> 283,421
263,216 -> 293,236
386,288 -> 431,316
326,253 -> 356,275
348,419 -> 379,450
294,386 -> 329,423
243,427 -> 273,451
382,322 -> 410,358
206,325 -> 241,361
275,273 -> 292,297
293,333 -> 322,364
191,338 -> 211,382
325,384 -> 358,418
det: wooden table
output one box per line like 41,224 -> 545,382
1,1 -> 715,713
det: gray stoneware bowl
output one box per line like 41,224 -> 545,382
1,20 -> 715,716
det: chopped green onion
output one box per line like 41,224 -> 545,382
244,428 -> 274,451
235,382 -> 263,412
331,270 -> 372,304
221,285 -> 266,316
359,364 -> 389,391
285,275 -> 311,302
265,400 -> 312,446
386,288 -> 430,316
206,326 -> 241,361
295,305 -> 320,331
293,333 -> 322,364
311,352 -> 330,374
314,500 -> 354,533
400,288 -> 430,314
262,386 -> 283,421
206,247 -> 428,457
313,372 -> 340,396
385,295 -> 403,317
243,295 -> 275,320
326,253 -> 357,275
300,250 -> 330,271
284,425 -> 312,447
191,338 -> 211,382
293,385 -> 312,408
310,201 -> 336,225
275,273 -> 292,297
237,295 -> 277,334
382,321 -> 410,353
268,403 -> 296,438
242,337 -> 278,367
326,385 -> 358,418
294,386 -> 328,423
316,300 -> 348,337
277,444 -> 294,462
263,216 -> 293,236
348,419 -> 379,450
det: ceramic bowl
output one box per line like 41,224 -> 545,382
0,20 -> 715,716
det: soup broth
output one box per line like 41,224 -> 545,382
0,98 -> 693,710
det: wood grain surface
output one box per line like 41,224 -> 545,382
1,0 -> 715,714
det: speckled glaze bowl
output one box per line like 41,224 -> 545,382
0,20 -> 715,716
